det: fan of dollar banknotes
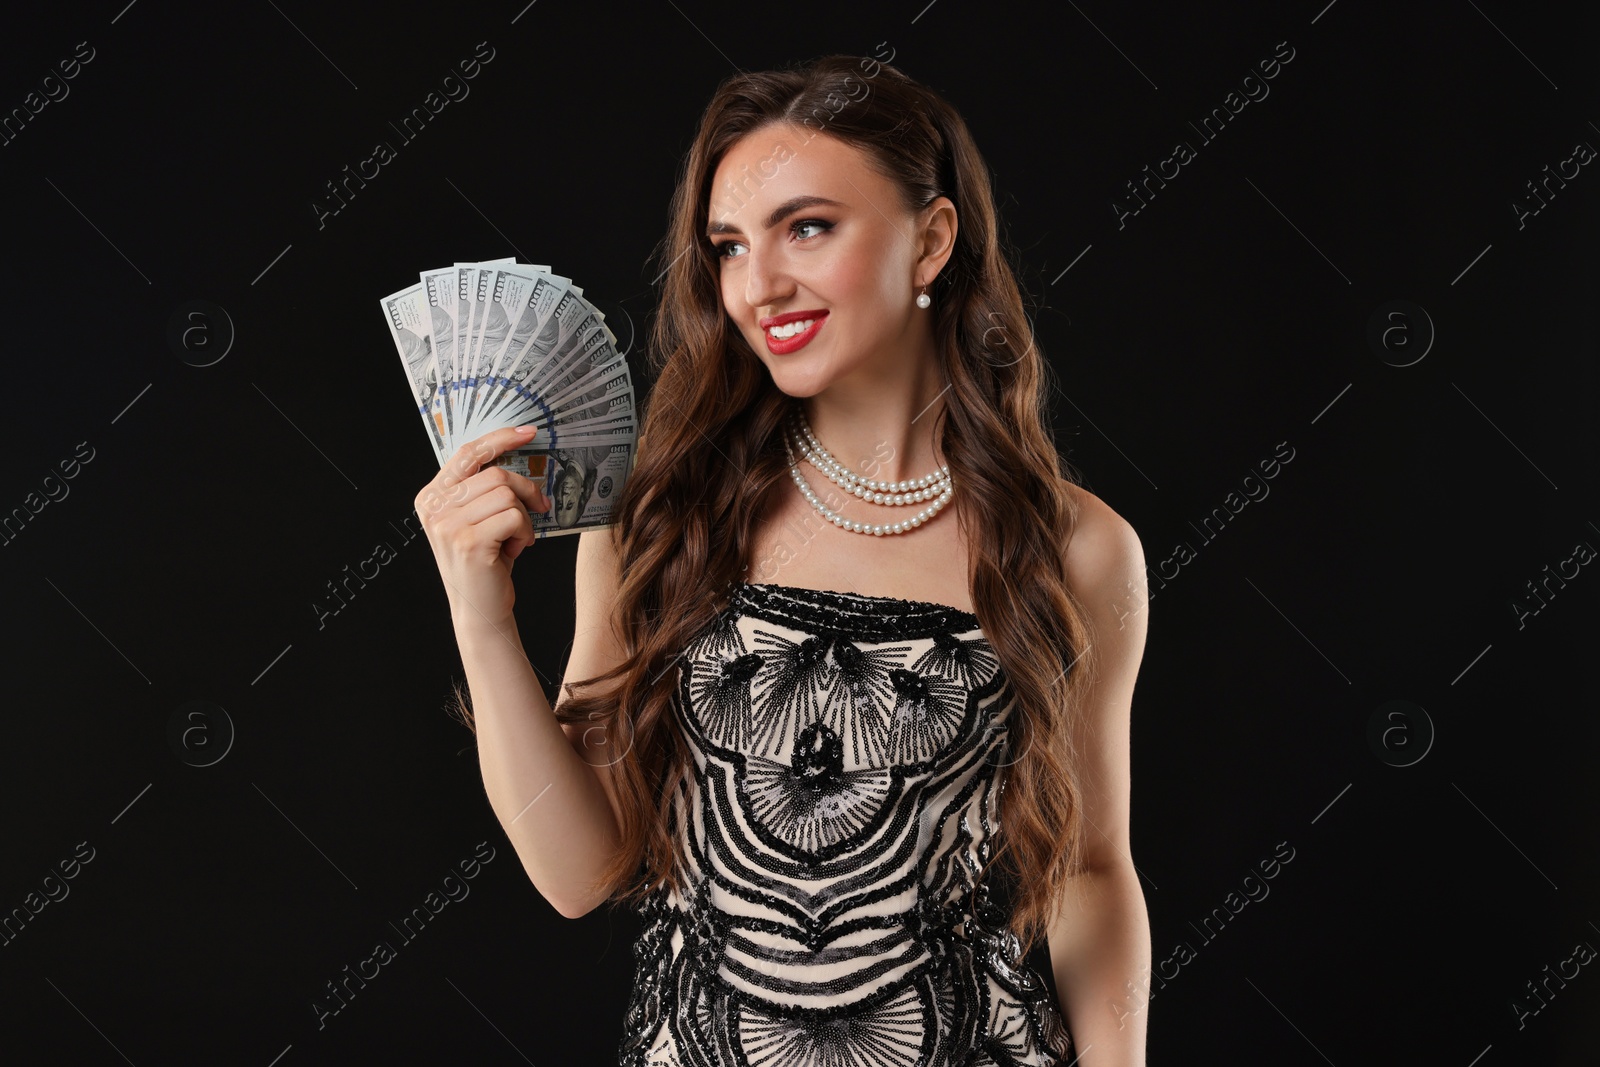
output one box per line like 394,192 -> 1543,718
380,258 -> 636,538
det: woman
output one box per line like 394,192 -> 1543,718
415,55 -> 1151,1066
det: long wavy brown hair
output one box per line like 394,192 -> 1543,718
456,54 -> 1098,956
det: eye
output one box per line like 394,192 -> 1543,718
792,218 -> 832,240
716,217 -> 838,259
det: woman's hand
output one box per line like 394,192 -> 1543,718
415,426 -> 551,629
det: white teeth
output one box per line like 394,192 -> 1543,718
768,318 -> 816,339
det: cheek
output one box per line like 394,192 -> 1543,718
827,266 -> 898,328
720,275 -> 738,317
719,274 -> 749,331
823,235 -> 902,310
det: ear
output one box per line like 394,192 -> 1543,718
914,195 -> 958,286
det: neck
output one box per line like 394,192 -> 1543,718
792,384 -> 949,487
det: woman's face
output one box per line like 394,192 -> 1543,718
706,123 -> 948,398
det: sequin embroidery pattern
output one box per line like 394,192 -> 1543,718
618,581 -> 1074,1067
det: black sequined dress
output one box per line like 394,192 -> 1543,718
618,580 -> 1074,1067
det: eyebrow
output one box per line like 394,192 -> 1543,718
706,195 -> 846,237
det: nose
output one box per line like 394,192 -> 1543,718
744,239 -> 794,314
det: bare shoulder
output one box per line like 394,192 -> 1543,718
1058,479 -> 1146,607
1056,480 -> 1148,740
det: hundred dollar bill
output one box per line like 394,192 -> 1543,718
453,258 -> 516,428
387,261 -> 637,490
419,266 -> 472,452
530,354 -> 636,440
545,349 -> 632,412
475,286 -> 597,429
469,270 -> 577,437
459,265 -> 495,429
536,304 -> 619,392
490,433 -> 636,537
447,266 -> 479,441
546,385 -> 635,436
462,263 -> 534,404
508,331 -> 633,435
461,263 -> 553,434
456,259 -> 522,424
378,281 -> 446,464
509,314 -> 623,426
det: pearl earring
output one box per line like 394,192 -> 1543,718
915,285 -> 931,309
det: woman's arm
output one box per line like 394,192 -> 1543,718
456,527 -> 631,919
1046,487 -> 1152,1066
416,430 -> 630,920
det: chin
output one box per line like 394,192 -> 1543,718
765,365 -> 832,399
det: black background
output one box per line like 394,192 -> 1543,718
1,0 -> 1596,1063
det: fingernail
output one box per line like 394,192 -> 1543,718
513,425 -> 535,434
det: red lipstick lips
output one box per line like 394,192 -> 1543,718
761,309 -> 828,355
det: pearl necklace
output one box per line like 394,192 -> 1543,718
783,410 -> 954,536
790,408 -> 950,504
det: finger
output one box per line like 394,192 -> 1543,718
494,466 -> 552,516
418,464 -> 514,520
453,483 -> 526,528
477,507 -> 529,555
506,504 -> 537,560
440,465 -> 549,517
436,425 -> 537,490
419,463 -> 550,526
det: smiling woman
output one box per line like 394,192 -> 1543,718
436,53 -> 1150,1067
557,54 -> 1149,1065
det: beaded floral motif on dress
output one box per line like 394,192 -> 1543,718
618,582 -> 1074,1067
